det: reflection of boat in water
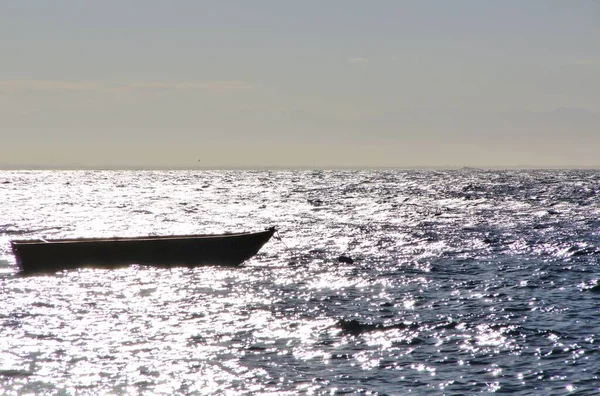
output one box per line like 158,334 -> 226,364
12,227 -> 276,274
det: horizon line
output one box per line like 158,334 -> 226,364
1,164 -> 600,171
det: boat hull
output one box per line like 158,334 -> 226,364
11,227 -> 276,274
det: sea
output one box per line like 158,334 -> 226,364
1,169 -> 599,395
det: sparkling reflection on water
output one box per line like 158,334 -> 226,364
1,169 -> 600,394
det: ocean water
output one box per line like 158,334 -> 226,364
1,169 -> 599,395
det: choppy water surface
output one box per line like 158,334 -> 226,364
1,169 -> 600,394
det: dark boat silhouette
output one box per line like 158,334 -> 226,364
12,227 -> 276,274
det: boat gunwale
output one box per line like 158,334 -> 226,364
11,228 -> 275,246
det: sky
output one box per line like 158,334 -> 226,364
0,0 -> 599,168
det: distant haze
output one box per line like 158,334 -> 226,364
1,1 -> 599,168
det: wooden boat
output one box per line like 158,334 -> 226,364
12,227 -> 276,274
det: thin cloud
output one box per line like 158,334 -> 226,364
348,57 -> 368,65
392,55 -> 420,63
574,57 -> 600,66
126,81 -> 256,92
0,79 -> 256,94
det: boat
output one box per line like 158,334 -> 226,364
11,227 -> 276,274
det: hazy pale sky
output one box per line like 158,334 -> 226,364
1,0 -> 599,168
